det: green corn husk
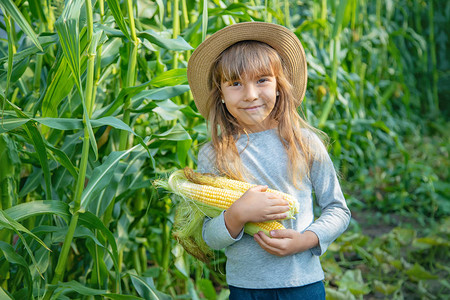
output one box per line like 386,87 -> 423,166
172,201 -> 219,262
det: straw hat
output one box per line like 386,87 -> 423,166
187,22 -> 308,118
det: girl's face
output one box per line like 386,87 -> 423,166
221,73 -> 278,133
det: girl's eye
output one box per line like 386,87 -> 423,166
257,78 -> 268,84
231,81 -> 241,86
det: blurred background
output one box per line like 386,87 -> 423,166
0,0 -> 448,299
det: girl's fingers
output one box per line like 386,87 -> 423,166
271,200 -> 291,208
257,212 -> 287,222
271,213 -> 287,220
254,231 -> 273,247
265,195 -> 289,206
270,206 -> 290,214
251,185 -> 268,192
254,232 -> 282,255
265,192 -> 284,200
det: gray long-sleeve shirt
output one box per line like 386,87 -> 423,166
197,128 -> 351,289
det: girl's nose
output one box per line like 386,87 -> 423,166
243,83 -> 258,101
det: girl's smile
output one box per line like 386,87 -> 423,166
221,74 -> 278,132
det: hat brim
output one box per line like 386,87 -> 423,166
187,22 -> 307,118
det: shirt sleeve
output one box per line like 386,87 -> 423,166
305,134 -> 351,256
197,144 -> 244,250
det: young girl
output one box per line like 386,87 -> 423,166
187,22 -> 351,299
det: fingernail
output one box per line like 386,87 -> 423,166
270,231 -> 275,236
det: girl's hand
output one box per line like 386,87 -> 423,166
253,229 -> 319,257
224,185 -> 290,238
232,185 -> 290,223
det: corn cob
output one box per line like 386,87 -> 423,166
155,169 -> 294,262
176,178 -> 242,210
162,169 -> 292,233
184,167 -> 299,218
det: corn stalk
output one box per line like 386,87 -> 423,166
318,0 -> 348,128
43,0 -> 98,298
118,0 -> 139,150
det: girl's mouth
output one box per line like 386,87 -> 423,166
243,105 -> 264,112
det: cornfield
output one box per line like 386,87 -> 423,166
0,0 -> 448,299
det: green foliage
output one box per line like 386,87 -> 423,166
0,0 -> 448,299
323,218 -> 450,299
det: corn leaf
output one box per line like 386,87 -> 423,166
51,281 -> 143,299
0,210 -> 49,279
150,68 -> 188,88
49,226 -> 106,249
4,100 -> 52,199
155,0 -> 164,31
96,24 -> 192,51
27,0 -> 46,23
18,168 -> 43,198
134,85 -> 190,102
52,280 -> 107,296
0,0 -> 43,51
331,0 -> 349,39
54,0 -> 100,159
137,29 -> 193,51
104,295 -> 144,300
41,28 -> 89,118
4,200 -> 71,223
96,85 -> 190,118
153,123 -> 191,141
91,180 -> 118,217
90,151 -> 147,215
41,55 -> 75,117
201,0 -> 208,42
0,134 -> 17,209
22,123 -> 52,199
196,279 -> 217,300
0,57 -> 29,84
0,35 -> 57,64
55,0 -> 83,95
0,242 -> 31,299
3,201 -> 120,283
1,114 -> 150,165
43,140 -> 79,179
177,139 -> 192,168
105,0 -> 132,41
0,117 -> 29,133
94,69 -> 187,117
38,116 -> 150,160
80,143 -> 147,209
129,272 -> 172,300
187,280 -> 201,300
0,287 -> 13,300
0,210 -> 50,252
3,13 -> 13,115
78,211 -> 120,290
151,100 -> 184,121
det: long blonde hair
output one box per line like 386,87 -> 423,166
205,41 -> 325,186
